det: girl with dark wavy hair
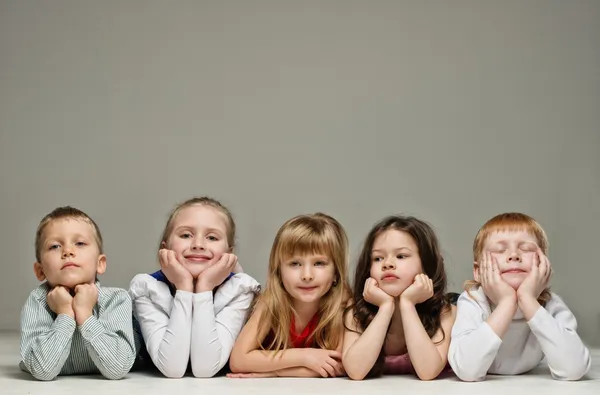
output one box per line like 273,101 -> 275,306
342,215 -> 456,380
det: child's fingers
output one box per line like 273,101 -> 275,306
323,360 -> 336,377
319,367 -> 328,378
168,250 -> 181,267
479,257 -> 486,284
531,256 -> 539,277
218,253 -> 230,266
490,261 -> 499,282
328,350 -> 342,360
485,253 -> 493,282
533,250 -> 540,267
227,254 -> 238,269
485,254 -> 494,284
158,250 -> 168,267
538,254 -> 547,277
539,249 -> 551,278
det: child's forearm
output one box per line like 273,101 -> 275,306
230,348 -> 308,373
274,367 -> 324,377
82,291 -> 137,380
343,304 -> 393,380
136,291 -> 193,378
400,301 -> 445,380
80,316 -> 136,379
21,314 -> 75,381
527,306 -> 591,380
486,299 -> 517,338
190,292 -> 248,378
518,295 -> 541,321
448,295 -> 504,382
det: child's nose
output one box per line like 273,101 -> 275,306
301,267 -> 314,281
382,258 -> 396,270
507,250 -> 521,262
192,238 -> 205,250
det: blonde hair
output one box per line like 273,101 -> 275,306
35,206 -> 103,262
159,197 -> 235,250
257,213 -> 350,352
465,212 -> 551,305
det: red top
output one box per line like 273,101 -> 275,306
290,313 -> 320,348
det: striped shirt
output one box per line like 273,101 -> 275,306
20,282 -> 137,381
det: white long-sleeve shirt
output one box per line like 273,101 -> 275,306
129,272 -> 260,378
449,287 -> 591,382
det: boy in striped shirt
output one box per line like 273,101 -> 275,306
20,206 -> 136,380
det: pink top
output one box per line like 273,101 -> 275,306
384,354 -> 414,374
384,353 -> 452,376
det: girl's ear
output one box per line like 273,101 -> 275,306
160,241 -> 167,249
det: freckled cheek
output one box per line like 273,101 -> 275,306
521,253 -> 536,268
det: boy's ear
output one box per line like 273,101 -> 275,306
160,241 -> 166,249
33,262 -> 46,281
228,245 -> 234,253
473,261 -> 480,282
96,254 -> 107,275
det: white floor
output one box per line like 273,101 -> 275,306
1,332 -> 598,395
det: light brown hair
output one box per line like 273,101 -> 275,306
257,213 -> 351,352
35,206 -> 103,262
159,197 -> 236,250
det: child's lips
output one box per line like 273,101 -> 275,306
502,268 -> 526,274
185,255 -> 210,262
61,262 -> 79,269
298,286 -> 318,292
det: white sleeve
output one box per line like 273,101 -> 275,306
448,291 -> 502,382
527,295 -> 591,381
190,289 -> 256,377
129,275 -> 193,378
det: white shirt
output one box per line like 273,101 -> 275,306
448,287 -> 591,382
129,272 -> 260,378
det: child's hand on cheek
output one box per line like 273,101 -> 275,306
159,249 -> 194,292
195,253 -> 238,293
517,248 -> 552,302
73,284 -> 98,325
363,277 -> 394,308
479,252 -> 517,306
47,286 -> 74,318
400,273 -> 434,306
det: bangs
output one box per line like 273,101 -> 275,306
276,226 -> 334,263
483,214 -> 538,233
474,212 -> 548,259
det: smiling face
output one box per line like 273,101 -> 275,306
34,218 -> 106,289
163,204 -> 232,278
479,230 -> 539,290
369,229 -> 423,297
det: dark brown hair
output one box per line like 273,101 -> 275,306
345,215 -> 451,377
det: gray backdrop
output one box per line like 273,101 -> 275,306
1,1 -> 598,345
